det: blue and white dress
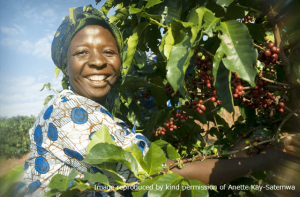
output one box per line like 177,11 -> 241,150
15,90 -> 150,197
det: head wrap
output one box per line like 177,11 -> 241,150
51,5 -> 123,72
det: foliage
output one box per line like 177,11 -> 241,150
0,116 -> 35,158
0,165 -> 24,197
45,0 -> 300,196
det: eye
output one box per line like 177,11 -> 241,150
73,50 -> 88,56
104,50 -> 117,56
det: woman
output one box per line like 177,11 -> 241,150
15,4 -> 297,197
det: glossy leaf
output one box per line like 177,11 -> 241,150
154,140 -> 180,160
128,144 -> 148,175
84,143 -> 139,176
144,142 -> 167,175
87,123 -> 115,154
164,0 -> 182,26
48,169 -> 78,191
100,0 -> 114,16
148,173 -> 183,196
181,178 -> 209,197
245,23 -> 266,44
213,46 -> 234,114
0,165 -> 24,197
127,100 -> 144,127
122,22 -> 149,80
109,7 -> 129,24
216,21 -> 257,86
54,66 -> 61,78
187,7 -> 205,44
166,34 -> 192,93
132,176 -> 160,197
203,9 -> 220,37
145,111 -> 162,130
145,0 -> 164,9
215,0 -> 234,8
82,172 -> 110,186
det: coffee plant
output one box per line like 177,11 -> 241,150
0,116 -> 35,158
6,0 -> 299,196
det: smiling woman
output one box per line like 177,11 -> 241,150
13,5 -> 151,197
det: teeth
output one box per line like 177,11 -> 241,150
88,75 -> 106,81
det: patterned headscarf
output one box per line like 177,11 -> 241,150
51,5 -> 123,72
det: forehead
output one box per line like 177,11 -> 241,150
70,25 -> 118,48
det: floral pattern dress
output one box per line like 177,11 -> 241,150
14,90 -> 150,197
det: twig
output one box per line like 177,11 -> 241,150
235,3 -> 263,14
207,106 -> 221,115
149,18 -> 168,29
259,76 -> 291,87
254,44 -> 264,51
275,109 -> 300,141
199,46 -> 214,58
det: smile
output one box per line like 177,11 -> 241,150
87,75 -> 107,81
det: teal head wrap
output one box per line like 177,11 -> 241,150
51,5 -> 123,72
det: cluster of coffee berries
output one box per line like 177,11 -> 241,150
141,90 -> 151,99
275,101 -> 285,113
251,79 -> 269,98
210,90 -> 222,104
231,72 -> 246,102
175,110 -> 189,122
153,117 -> 178,136
186,98 -> 207,114
243,15 -> 253,23
258,41 -> 280,66
164,84 -> 180,97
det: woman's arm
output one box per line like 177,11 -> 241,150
166,135 -> 299,185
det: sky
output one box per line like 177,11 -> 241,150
0,0 -> 116,118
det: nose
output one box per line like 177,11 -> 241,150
88,50 -> 106,68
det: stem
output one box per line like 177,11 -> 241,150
149,18 -> 168,29
259,76 -> 291,87
254,44 -> 264,51
199,46 -> 214,58
235,3 -> 263,14
275,109 -> 300,141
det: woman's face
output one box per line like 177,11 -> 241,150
66,25 -> 121,104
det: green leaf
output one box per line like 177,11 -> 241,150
0,165 -> 24,197
84,143 -> 139,176
69,183 -> 89,191
215,0 -> 234,8
95,163 -> 125,185
48,169 -> 78,191
129,7 -> 144,15
181,178 -> 209,197
109,7 -> 129,24
203,9 -> 221,37
245,23 -> 266,44
144,143 -> 167,175
54,66 -> 61,78
100,0 -> 114,16
148,85 -> 167,107
132,176 -> 160,197
87,123 -> 115,154
127,100 -> 144,127
140,12 -> 161,20
225,2 -> 244,20
213,46 -> 234,114
216,21 -> 257,86
148,173 -> 182,196
187,7 -> 206,44
128,144 -> 148,175
166,33 -> 192,93
82,172 -> 110,186
164,0 -> 182,26
44,189 -> 61,197
122,22 -> 149,79
154,140 -> 180,160
145,0 -> 164,9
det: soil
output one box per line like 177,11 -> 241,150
0,153 -> 29,180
